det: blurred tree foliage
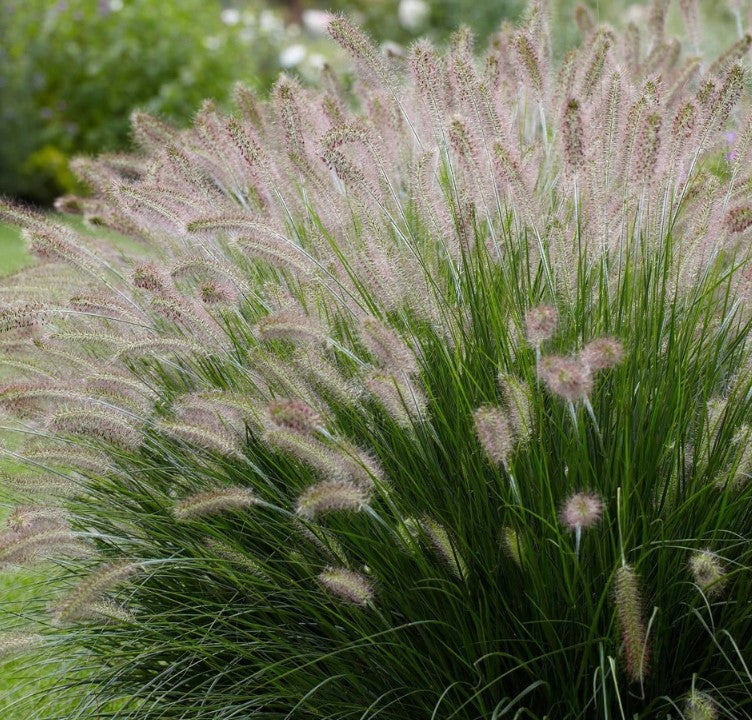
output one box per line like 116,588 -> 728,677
299,0 -> 527,45
0,0 -> 287,204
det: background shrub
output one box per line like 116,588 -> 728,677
0,0 -> 308,204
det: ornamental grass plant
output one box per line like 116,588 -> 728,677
1,1 -> 752,717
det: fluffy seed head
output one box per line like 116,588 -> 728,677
524,305 -> 557,345
689,549 -> 727,597
540,355 -> 593,401
6,505 -> 67,533
421,516 -> 466,578
360,317 -> 418,376
51,561 -> 143,625
473,405 -> 514,466
0,301 -> 48,333
296,480 -> 369,519
559,492 -> 603,530
365,373 -> 427,427
318,566 -> 373,605
612,564 -> 649,683
562,98 -> 585,173
579,338 -> 624,371
725,205 -> 752,234
173,488 -> 258,521
257,309 -> 326,345
501,526 -> 523,566
684,690 -> 717,720
498,373 -> 534,444
131,262 -> 167,293
267,399 -> 323,435
0,632 -> 45,659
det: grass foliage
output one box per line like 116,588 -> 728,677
1,2 -> 752,718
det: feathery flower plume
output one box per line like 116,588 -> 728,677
689,549 -> 727,597
410,39 -> 446,139
204,538 -> 272,582
578,28 -> 611,99
51,561 -> 143,624
710,62 -> 745,131
498,373 -> 534,444
524,305 -> 557,345
0,472 -> 76,497
708,34 -> 751,79
726,424 -> 752,489
633,112 -> 662,182
86,601 -> 135,624
512,30 -> 544,97
6,505 -> 67,533
560,491 -> 602,558
684,690 -> 717,720
293,350 -> 359,406
0,301 -> 48,334
0,527 -> 89,569
724,205 -> 752,234
473,405 -> 514,466
158,421 -> 244,460
199,280 -> 237,305
612,564 -> 650,683
540,355 -> 593,401
131,111 -> 180,151
337,443 -> 384,490
501,526 -> 523,566
0,632 -> 45,659
296,480 -> 368,519
267,399 -> 323,435
173,488 -> 258,521
360,317 -> 418,376
257,308 -> 327,345
113,337 -> 214,361
574,5 -> 595,38
318,566 -> 373,606
264,428 -> 338,475
421,516 -> 466,578
366,373 -> 427,427
561,98 -> 585,174
131,263 -> 169,293
327,15 -> 395,90
648,0 -> 669,43
50,409 -> 142,451
274,75 -> 309,169
559,492 -> 603,531
671,101 -> 697,144
579,338 -> 624,371
678,0 -> 700,51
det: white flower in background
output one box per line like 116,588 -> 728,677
203,36 -> 221,51
306,53 -> 327,71
260,9 -> 284,35
302,9 -> 330,37
398,0 -> 429,31
279,44 -> 307,68
110,0 -> 123,10
221,8 -> 240,26
239,27 -> 256,44
624,5 -> 647,23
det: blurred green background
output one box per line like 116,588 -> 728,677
0,0 -> 742,206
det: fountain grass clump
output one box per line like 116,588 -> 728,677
1,2 -> 752,718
